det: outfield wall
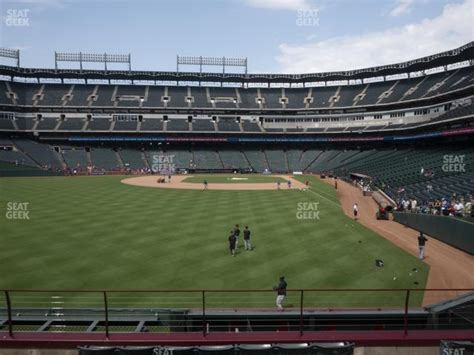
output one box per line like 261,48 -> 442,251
0,162 -> 61,177
393,212 -> 474,254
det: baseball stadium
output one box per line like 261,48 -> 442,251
0,1 -> 473,354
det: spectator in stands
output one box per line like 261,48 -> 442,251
243,226 -> 252,251
454,201 -> 464,217
274,276 -> 287,310
465,200 -> 472,217
426,184 -> 433,194
228,231 -> 236,257
418,232 -> 428,260
403,199 -> 410,211
420,202 -> 430,214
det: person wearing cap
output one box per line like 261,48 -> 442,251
228,230 -> 236,257
274,276 -> 287,310
418,232 -> 428,260
233,224 -> 240,249
243,225 -> 252,251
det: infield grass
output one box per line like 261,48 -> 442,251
182,174 -> 286,184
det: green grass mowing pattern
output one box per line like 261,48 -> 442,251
182,174 -> 286,184
0,175 -> 428,309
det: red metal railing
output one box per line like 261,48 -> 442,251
1,288 -> 473,347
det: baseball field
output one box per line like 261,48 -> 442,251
0,174 -> 429,308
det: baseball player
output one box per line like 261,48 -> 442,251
243,225 -> 252,251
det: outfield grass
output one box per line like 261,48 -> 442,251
182,174 -> 286,184
0,174 -> 429,308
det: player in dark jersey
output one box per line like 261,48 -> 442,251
234,224 -> 240,248
228,231 -> 236,256
418,232 -> 428,260
274,276 -> 287,310
243,225 -> 252,250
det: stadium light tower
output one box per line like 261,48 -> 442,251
54,51 -> 132,72
176,55 -> 248,75
0,48 -> 20,68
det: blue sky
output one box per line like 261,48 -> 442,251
0,0 -> 472,73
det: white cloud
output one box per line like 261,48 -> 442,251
243,0 -> 311,11
276,0 -> 474,73
390,0 -> 415,17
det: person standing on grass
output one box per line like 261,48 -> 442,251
287,180 -> 292,189
203,179 -> 208,190
228,230 -> 237,257
277,181 -> 281,190
234,224 -> 240,249
418,232 -> 428,260
274,276 -> 287,310
243,225 -> 252,251
353,203 -> 359,220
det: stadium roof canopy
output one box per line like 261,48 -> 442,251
0,42 -> 472,83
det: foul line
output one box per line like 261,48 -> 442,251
305,187 -> 341,209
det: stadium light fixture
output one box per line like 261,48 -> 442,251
0,48 -> 20,68
54,51 -> 132,72
176,55 -> 248,75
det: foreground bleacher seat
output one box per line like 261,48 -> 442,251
193,150 -> 223,169
167,119 -> 189,131
192,119 -> 215,132
140,119 -> 163,131
241,120 -> 261,132
57,118 -> 85,131
90,148 -> 121,171
113,120 -> 138,131
61,147 -> 89,170
79,343 -> 354,355
13,138 -> 63,170
87,117 -> 111,131
217,119 -> 240,132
